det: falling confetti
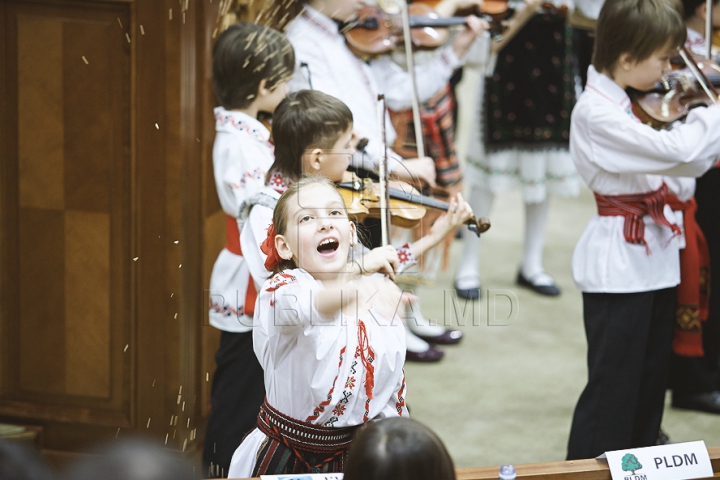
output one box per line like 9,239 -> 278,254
206,372 -> 209,382
125,33 -> 131,43
174,240 -> 179,244
155,123 -> 159,129
82,56 -> 89,65
165,433 -> 169,444
140,25 -> 145,35
170,293 -> 174,298
117,18 -> 123,28
169,8 -> 173,20
146,418 -> 151,428
182,439 -> 187,452
179,386 -> 183,395
177,395 -> 182,405
152,379 -> 156,387
178,264 -> 182,268
174,313 -> 177,319
133,257 -> 139,261
116,428 -> 120,438
124,344 -> 129,352
186,418 -> 190,428
169,415 -> 174,426
182,401 -> 185,412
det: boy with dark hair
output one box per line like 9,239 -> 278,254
566,0 -> 720,459
204,21 -> 294,476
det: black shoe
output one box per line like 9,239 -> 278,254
454,279 -> 480,300
415,329 -> 463,345
672,391 -> 720,414
405,345 -> 444,363
516,270 -> 561,296
657,428 -> 671,445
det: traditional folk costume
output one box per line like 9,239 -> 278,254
285,6 -> 467,354
285,5 -> 463,179
667,32 -> 720,408
456,7 -> 579,297
566,66 -> 720,459
203,108 -> 275,473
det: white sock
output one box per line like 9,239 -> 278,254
454,186 -> 495,288
405,300 -> 445,337
405,325 -> 431,352
521,198 -> 553,285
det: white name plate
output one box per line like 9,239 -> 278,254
605,441 -> 713,480
260,474 -> 343,480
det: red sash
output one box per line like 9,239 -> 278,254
594,183 -> 681,254
225,215 -> 257,316
666,195 -> 710,357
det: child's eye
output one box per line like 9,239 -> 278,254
329,210 -> 343,216
300,215 -> 313,222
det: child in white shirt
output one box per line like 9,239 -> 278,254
229,176 -> 471,476
203,22 -> 294,475
566,0 -> 720,459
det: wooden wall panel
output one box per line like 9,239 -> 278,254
63,21 -> 112,213
3,1 -> 131,434
18,17 -> 64,210
19,208 -> 66,395
2,0 -> 225,459
64,211 -> 110,398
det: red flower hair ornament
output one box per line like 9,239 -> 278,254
260,222 -> 284,271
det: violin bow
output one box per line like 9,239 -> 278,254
377,94 -> 392,247
706,0 -> 713,60
399,0 -> 427,159
678,46 -> 719,104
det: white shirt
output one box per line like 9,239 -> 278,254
208,108 -> 274,332
228,268 -> 408,478
570,66 -> 720,292
285,6 -> 462,173
685,28 -> 717,57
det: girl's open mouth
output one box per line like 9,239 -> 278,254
317,238 -> 339,255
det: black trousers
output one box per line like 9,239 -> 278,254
567,288 -> 676,460
203,330 -> 265,477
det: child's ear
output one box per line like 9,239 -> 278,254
275,234 -> 294,261
302,148 -> 324,173
349,221 -> 357,247
618,52 -> 635,71
257,78 -> 271,97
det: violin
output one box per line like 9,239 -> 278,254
336,172 -> 491,236
344,4 -> 474,56
629,49 -> 720,129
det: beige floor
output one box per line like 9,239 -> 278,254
402,68 -> 720,469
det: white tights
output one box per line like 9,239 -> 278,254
454,188 -> 552,289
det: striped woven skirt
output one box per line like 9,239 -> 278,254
251,399 -> 359,475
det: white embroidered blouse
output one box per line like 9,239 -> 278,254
227,268 -> 408,478
208,108 -> 275,332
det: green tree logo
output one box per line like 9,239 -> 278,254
622,453 -> 643,475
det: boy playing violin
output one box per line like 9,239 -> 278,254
566,0 -> 720,459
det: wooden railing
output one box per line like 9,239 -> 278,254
456,446 -> 720,480
230,446 -> 720,480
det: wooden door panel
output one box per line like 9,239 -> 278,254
2,0 -> 131,428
